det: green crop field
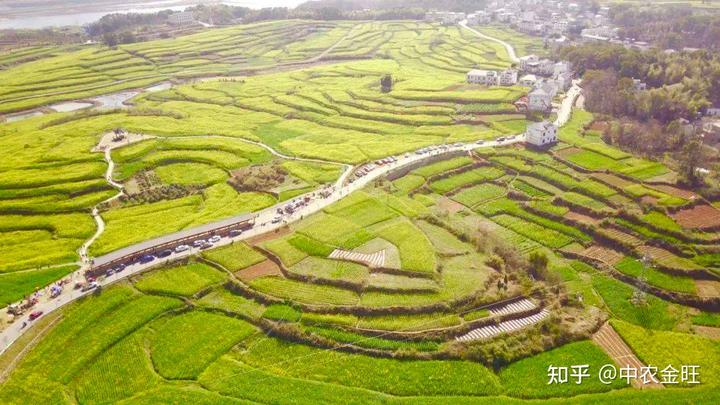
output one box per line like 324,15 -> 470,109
0,17 -> 718,405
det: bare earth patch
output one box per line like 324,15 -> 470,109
92,131 -> 155,152
671,204 -> 720,230
235,259 -> 281,281
695,279 -> 720,298
600,227 -> 643,247
564,211 -> 600,225
247,226 -> 292,246
578,245 -> 623,266
591,172 -> 634,188
650,184 -> 697,200
592,322 -> 664,389
554,146 -> 583,159
694,326 -> 720,340
437,196 -> 466,213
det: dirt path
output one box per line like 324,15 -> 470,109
591,322 -> 664,389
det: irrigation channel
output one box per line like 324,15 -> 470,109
0,28 -> 582,358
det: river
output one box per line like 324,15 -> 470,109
0,1 -> 306,29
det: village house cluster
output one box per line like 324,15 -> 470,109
465,56 -> 573,113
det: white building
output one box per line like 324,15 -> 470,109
519,74 -> 537,87
467,69 -> 494,84
467,69 -> 517,86
528,88 -> 553,112
467,11 -> 491,25
168,11 -> 194,25
519,55 -> 539,71
498,69 -> 518,85
706,107 -> 720,117
425,11 -> 466,24
525,121 -> 558,146
554,71 -> 573,91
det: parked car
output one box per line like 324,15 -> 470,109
476,140 -> 485,145
192,240 -> 205,248
114,264 -> 126,273
29,311 -> 43,321
175,244 -> 190,253
199,243 -> 213,250
81,282 -> 98,292
139,255 -> 155,264
496,136 -> 506,142
208,235 -> 221,243
272,216 -> 282,224
105,269 -> 115,277
229,229 -> 243,237
157,249 -> 172,258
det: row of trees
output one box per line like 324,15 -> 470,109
558,43 -> 720,123
610,4 -> 720,51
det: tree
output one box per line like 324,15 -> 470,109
380,74 -> 393,93
528,251 -> 549,280
103,32 -> 118,47
678,138 -> 705,186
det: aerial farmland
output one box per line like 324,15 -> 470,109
0,1 -> 719,404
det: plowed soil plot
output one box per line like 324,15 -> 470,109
565,211 -> 600,225
247,226 -> 292,245
694,326 -> 720,340
579,245 -> 623,266
651,184 -> 697,200
599,227 -> 643,247
555,146 -> 583,159
235,259 -> 282,281
437,196 -> 465,214
592,323 -> 663,389
695,279 -> 720,298
592,173 -> 634,188
671,204 -> 720,230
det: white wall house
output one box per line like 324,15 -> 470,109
425,11 -> 466,24
168,11 -> 194,25
528,88 -> 553,112
467,69 -> 494,84
526,121 -> 558,146
519,74 -> 537,87
498,69 -> 518,86
467,69 -> 517,86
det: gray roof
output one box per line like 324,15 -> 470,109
92,211 -> 257,267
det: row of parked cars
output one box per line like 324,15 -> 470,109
353,156 -> 398,179
102,229 -> 247,277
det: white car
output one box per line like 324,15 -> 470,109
192,240 -> 205,248
208,235 -> 221,243
175,245 -> 190,253
272,216 -> 282,224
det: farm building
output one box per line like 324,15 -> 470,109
528,88 -> 553,112
168,11 -> 195,25
467,11 -> 491,25
425,11 -> 466,24
525,121 -> 557,146
519,74 -> 537,87
466,69 -> 517,86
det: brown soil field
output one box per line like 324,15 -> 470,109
650,184 -> 697,200
579,245 -> 623,266
591,172 -> 634,188
564,211 -> 600,225
671,204 -> 720,229
437,196 -> 466,214
695,279 -> 720,298
694,326 -> 720,340
555,146 -> 583,159
592,322 -> 664,389
235,259 -> 281,281
600,227 -> 643,247
247,226 -> 292,245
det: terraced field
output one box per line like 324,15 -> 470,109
0,20 -> 531,303
1,18 -> 719,404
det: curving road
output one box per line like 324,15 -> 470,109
0,30 -> 583,359
459,20 -> 520,63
